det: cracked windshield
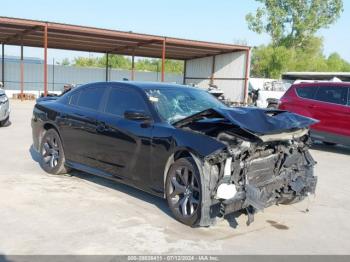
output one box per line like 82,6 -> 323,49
146,88 -> 225,124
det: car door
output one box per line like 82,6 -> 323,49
290,85 -> 319,117
94,85 -> 153,187
309,85 -> 350,137
59,84 -> 106,167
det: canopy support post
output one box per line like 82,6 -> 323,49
105,52 -> 109,82
43,23 -> 48,97
20,41 -> 24,101
161,38 -> 166,82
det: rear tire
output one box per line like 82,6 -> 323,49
39,129 -> 70,175
165,158 -> 202,227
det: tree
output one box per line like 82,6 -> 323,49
73,56 -> 99,67
72,54 -> 184,74
251,45 -> 295,78
100,54 -> 131,69
326,53 -> 350,72
60,58 -> 70,66
246,0 -> 344,47
249,36 -> 350,78
247,0 -> 348,78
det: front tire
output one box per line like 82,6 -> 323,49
165,158 -> 201,227
39,129 -> 70,175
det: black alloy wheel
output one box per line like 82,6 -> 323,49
39,129 -> 69,175
166,158 -> 201,226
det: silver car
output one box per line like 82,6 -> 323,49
0,89 -> 10,127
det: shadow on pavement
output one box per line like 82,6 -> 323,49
0,120 -> 11,128
29,144 -> 244,228
29,145 -> 173,221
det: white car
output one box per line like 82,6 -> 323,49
249,79 -> 289,108
0,88 -> 10,127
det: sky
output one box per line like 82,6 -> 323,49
1,0 -> 350,63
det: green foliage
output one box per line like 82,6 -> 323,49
60,58 -> 70,66
247,0 -> 348,78
73,55 -> 131,69
99,55 -> 131,69
246,0 -> 344,47
251,37 -> 350,78
251,45 -> 293,78
72,55 -> 183,74
326,53 -> 350,72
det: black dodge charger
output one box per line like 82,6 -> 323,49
32,81 -> 317,227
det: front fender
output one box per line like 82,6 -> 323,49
172,129 -> 226,159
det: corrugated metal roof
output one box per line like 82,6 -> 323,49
0,16 -> 250,60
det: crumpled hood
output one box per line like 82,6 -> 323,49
175,107 -> 318,135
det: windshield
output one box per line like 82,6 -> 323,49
146,88 -> 226,123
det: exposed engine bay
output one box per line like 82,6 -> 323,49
175,108 -> 318,226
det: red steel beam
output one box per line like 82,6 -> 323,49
161,38 -> 166,82
131,51 -> 135,81
243,48 -> 251,104
43,23 -> 48,97
20,42 -> 24,101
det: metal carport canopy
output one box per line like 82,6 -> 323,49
0,16 -> 250,96
0,16 -> 249,59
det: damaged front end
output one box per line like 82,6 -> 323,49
174,108 -> 318,226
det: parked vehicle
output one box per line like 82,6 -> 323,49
279,82 -> 350,146
248,79 -> 288,108
31,82 -> 317,227
0,87 -> 10,127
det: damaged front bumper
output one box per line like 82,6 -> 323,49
198,129 -> 317,227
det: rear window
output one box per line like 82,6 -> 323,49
314,86 -> 348,105
77,87 -> 105,111
69,91 -> 80,106
295,86 -> 318,99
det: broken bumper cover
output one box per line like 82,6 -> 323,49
206,141 -> 317,226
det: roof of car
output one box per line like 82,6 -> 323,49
292,82 -> 350,87
80,81 -> 196,91
119,81 -> 192,90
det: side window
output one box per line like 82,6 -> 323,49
69,91 -> 80,106
296,86 -> 318,99
77,87 -> 105,111
314,86 -> 348,105
348,88 -> 350,106
105,87 -> 148,117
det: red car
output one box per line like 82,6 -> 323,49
279,82 -> 350,146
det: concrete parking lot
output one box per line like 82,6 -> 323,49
1,100 -> 350,255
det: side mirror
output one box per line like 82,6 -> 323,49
124,110 -> 151,121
